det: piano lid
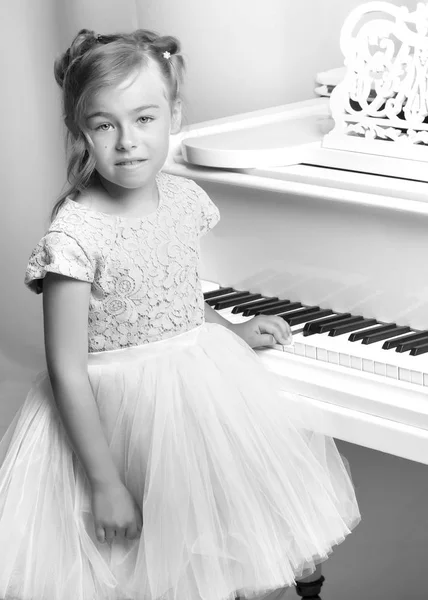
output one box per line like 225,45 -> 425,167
180,2 -> 428,183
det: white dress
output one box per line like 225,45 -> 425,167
0,172 -> 360,600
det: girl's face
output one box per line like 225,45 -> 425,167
85,61 -> 181,196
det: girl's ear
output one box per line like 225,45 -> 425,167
170,100 -> 182,134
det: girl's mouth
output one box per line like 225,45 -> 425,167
116,159 -> 146,167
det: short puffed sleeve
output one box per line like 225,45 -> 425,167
194,182 -> 220,236
24,230 -> 95,294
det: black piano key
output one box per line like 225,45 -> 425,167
244,299 -> 292,316
214,293 -> 263,310
205,291 -> 246,306
205,293 -> 237,306
288,308 -> 333,327
394,333 -> 428,353
311,316 -> 365,335
361,326 -> 411,345
235,297 -> 279,314
255,301 -> 302,316
382,331 -> 422,350
410,342 -> 428,356
348,323 -> 397,342
280,306 -> 321,322
329,318 -> 378,337
204,287 -> 235,301
212,291 -> 254,308
303,313 -> 351,336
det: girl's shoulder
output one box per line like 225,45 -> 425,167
158,171 -> 204,195
31,194 -> 112,270
24,200 -> 102,295
158,171 -> 213,208
158,172 -> 220,236
51,193 -> 113,238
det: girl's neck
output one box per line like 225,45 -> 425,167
80,175 -> 160,218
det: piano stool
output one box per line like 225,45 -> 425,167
234,574 -> 325,600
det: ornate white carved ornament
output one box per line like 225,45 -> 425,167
324,1 -> 428,159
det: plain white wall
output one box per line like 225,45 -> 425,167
55,0 -> 138,43
0,0 -> 66,416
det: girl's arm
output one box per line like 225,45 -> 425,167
204,301 -> 233,329
43,273 -> 121,487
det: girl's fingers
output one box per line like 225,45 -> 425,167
258,316 -> 291,344
105,527 -> 117,543
256,333 -> 277,347
96,526 -> 106,544
125,526 -> 137,540
98,522 -> 142,543
274,316 -> 292,339
126,521 -> 143,540
105,531 -> 113,544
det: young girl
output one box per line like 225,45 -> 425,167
0,28 -> 360,600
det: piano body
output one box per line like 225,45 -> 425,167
163,1 -> 428,466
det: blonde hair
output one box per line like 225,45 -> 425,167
52,28 -> 185,222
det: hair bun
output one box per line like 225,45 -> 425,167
54,29 -> 98,88
159,35 -> 180,56
54,49 -> 70,88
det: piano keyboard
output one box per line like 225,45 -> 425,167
202,281 -> 428,388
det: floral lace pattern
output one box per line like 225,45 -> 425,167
24,173 -> 220,352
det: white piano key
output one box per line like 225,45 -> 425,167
399,368 -> 412,383
374,362 -> 386,377
386,364 -> 399,379
351,356 -> 362,370
328,351 -> 340,364
216,306 -> 253,324
339,354 -> 351,368
294,343 -> 306,356
201,280 -> 220,293
305,345 -> 317,359
362,358 -> 374,374
411,370 -> 424,386
316,347 -> 328,362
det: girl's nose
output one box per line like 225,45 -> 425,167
116,127 -> 138,151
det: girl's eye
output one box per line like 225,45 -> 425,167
138,116 -> 153,124
96,123 -> 112,131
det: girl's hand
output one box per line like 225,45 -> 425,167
230,315 -> 292,349
90,480 -> 143,544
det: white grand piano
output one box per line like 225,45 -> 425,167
164,1 -> 428,467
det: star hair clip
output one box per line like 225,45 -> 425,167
163,51 -> 171,59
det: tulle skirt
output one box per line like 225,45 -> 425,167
0,322 -> 360,600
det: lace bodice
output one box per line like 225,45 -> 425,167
25,172 -> 220,352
